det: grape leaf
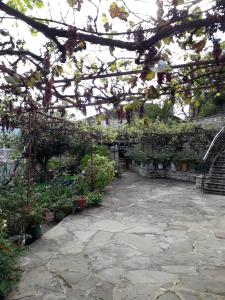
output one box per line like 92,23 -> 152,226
109,2 -> 128,21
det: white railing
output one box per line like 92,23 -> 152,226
203,126 -> 225,162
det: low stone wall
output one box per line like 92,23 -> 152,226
129,160 -> 197,182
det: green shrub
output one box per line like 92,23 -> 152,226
34,184 -> 73,213
71,173 -> 89,195
198,100 -> 219,118
87,192 -> 103,206
82,154 -> 115,191
0,236 -> 21,298
0,184 -> 27,238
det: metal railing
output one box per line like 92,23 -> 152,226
203,126 -> 225,172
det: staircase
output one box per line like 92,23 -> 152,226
203,150 -> 225,195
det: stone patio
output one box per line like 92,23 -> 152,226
8,171 -> 225,300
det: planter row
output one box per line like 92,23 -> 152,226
129,160 -> 197,182
26,197 -> 88,245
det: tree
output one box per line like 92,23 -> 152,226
0,0 -> 225,124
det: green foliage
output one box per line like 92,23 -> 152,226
87,192 -> 103,206
33,183 -> 73,212
0,236 -> 21,298
198,95 -> 225,118
92,145 -> 110,157
0,183 -> 27,237
82,154 -> 115,191
144,103 -> 174,121
72,173 -> 89,195
7,0 -> 44,12
124,121 -> 214,165
126,147 -> 203,164
81,145 -> 110,169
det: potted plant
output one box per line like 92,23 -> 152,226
24,210 -> 43,245
73,195 -> 87,211
87,192 -> 103,207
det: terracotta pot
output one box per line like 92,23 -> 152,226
44,210 -> 54,223
181,162 -> 188,171
75,197 -> 87,211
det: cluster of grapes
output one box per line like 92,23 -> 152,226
126,108 -> 133,124
84,88 -> 92,103
213,40 -> 222,62
104,115 -> 109,126
58,107 -> 66,117
65,26 -> 77,55
133,25 -> 144,44
145,47 -> 158,66
81,105 -> 87,116
1,113 -> 11,131
15,106 -> 22,118
157,72 -> 165,85
117,106 -> 124,123
43,79 -> 53,108
64,26 -> 86,56
43,50 -> 51,76
140,67 -> 149,80
166,73 -> 172,82
139,103 -> 144,118
76,0 -> 84,11
170,89 -> 175,104
76,99 -> 82,110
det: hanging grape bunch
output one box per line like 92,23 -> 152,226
43,79 -> 53,108
157,72 -> 165,85
64,26 -> 86,57
213,40 -> 222,63
166,73 -> 172,82
117,106 -> 124,123
139,103 -> 144,118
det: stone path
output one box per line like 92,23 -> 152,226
8,171 -> 225,300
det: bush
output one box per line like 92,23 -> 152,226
71,173 -> 89,195
0,235 -> 21,298
87,192 -> 103,206
82,154 -> 115,191
0,184 -> 27,238
33,183 -> 73,213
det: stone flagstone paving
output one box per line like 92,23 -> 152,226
8,171 -> 225,300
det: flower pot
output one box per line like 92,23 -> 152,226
170,161 -> 176,171
74,197 -> 87,211
44,210 -> 54,223
181,162 -> 188,171
25,224 -> 43,245
158,162 -> 163,170
176,162 -> 181,171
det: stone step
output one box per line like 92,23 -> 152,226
203,187 -> 225,195
206,179 -> 225,185
204,183 -> 225,190
210,170 -> 225,175
212,166 -> 225,170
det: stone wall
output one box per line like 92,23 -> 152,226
129,160 -> 197,182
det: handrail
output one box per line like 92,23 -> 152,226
203,126 -> 225,162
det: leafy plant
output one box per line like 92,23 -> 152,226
0,183 -> 27,238
0,236 -> 21,298
82,154 -> 115,191
87,192 -> 103,206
